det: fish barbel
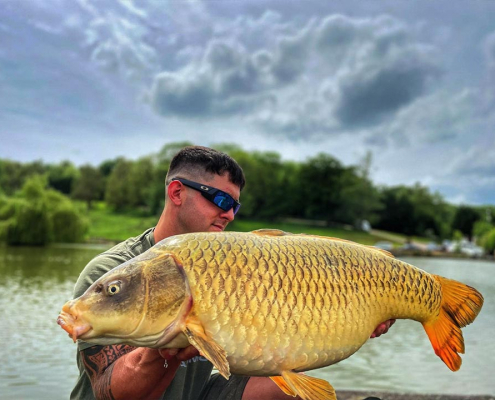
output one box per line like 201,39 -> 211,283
57,230 -> 483,400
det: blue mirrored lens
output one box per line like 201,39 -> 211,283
214,193 -> 234,211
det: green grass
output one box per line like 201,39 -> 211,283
86,204 -> 414,246
86,202 -> 157,242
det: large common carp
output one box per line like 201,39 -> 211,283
58,230 -> 483,400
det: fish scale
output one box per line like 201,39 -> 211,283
164,232 -> 409,374
58,229 -> 484,400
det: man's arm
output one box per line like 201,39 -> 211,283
81,344 -> 199,400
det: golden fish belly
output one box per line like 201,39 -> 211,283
162,232 -> 442,375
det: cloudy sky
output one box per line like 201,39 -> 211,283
1,0 -> 494,205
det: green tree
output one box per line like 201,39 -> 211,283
0,175 -> 88,245
0,159 -> 46,196
480,228 -> 495,255
473,220 -> 494,241
452,205 -> 481,240
128,157 -> 156,210
215,145 -> 298,220
72,165 -> 105,208
375,184 -> 451,238
337,166 -> 382,227
47,160 -> 80,194
105,158 -> 133,211
298,153 -> 347,224
46,190 -> 89,243
99,159 -> 120,178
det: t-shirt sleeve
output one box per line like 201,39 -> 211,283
73,252 -> 129,351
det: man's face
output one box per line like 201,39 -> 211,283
178,173 -> 241,234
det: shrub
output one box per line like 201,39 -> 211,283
0,175 -> 88,245
50,205 -> 88,243
5,198 -> 51,246
481,228 -> 495,255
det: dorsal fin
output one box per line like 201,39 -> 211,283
251,229 -> 290,237
250,229 -> 395,258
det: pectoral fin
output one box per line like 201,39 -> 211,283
280,370 -> 336,400
183,315 -> 230,379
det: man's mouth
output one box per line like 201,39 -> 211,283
211,223 -> 225,231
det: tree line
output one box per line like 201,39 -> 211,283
1,142 -> 494,250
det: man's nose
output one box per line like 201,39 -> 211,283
220,207 -> 235,221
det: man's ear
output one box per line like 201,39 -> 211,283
167,181 -> 183,206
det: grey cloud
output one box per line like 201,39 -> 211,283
449,147 -> 495,190
85,16 -> 158,80
147,12 -> 443,140
150,39 -> 275,118
205,41 -> 242,70
151,71 -> 214,117
483,31 -> 495,67
270,28 -> 312,84
371,89 -> 477,146
323,16 -> 440,127
482,31 -> 495,108
335,56 -> 440,126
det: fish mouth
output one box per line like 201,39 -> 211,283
57,303 -> 92,342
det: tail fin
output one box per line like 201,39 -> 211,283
423,275 -> 483,371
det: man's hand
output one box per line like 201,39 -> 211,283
158,345 -> 200,363
370,319 -> 396,338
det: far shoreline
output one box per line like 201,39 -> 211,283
337,390 -> 494,400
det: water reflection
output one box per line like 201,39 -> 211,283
0,248 -> 493,398
0,244 -> 108,399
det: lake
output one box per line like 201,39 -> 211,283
0,245 -> 493,399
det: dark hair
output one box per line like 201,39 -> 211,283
166,146 -> 246,190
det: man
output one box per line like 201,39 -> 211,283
71,145 -> 394,400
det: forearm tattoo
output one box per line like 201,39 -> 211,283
82,345 -> 136,400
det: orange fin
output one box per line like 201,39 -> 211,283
251,229 -> 395,258
270,376 -> 297,396
423,275 -> 484,371
251,229 -> 290,236
183,315 -> 230,379
280,370 -> 336,400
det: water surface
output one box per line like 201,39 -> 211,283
0,247 -> 493,399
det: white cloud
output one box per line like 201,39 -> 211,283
2,0 -> 495,205
371,88 -> 478,146
147,13 -> 442,141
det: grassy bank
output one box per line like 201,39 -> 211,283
86,202 -> 157,242
85,203 -> 407,246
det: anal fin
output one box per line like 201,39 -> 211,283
270,376 -> 297,396
183,315 -> 230,379
281,370 -> 336,400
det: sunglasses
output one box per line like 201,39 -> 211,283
174,178 -> 241,215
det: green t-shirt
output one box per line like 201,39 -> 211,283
70,228 -> 213,400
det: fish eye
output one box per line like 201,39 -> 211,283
107,282 -> 121,296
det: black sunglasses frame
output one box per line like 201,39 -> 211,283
173,178 -> 241,215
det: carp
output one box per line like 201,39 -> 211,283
58,229 -> 483,400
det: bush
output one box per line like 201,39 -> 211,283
0,175 -> 88,245
6,198 -> 51,246
473,220 -> 494,240
50,205 -> 88,243
481,228 -> 495,255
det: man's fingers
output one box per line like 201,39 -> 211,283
176,345 -> 200,362
370,319 -> 396,338
158,348 -> 179,359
